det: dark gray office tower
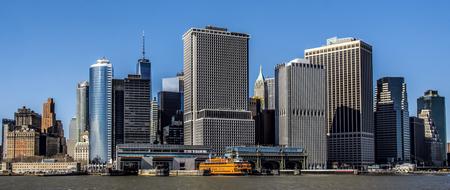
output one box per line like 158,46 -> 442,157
123,75 -> 151,143
159,91 -> 183,144
410,116 -> 426,164
417,90 -> 446,162
305,37 -> 374,167
374,77 -> 410,164
183,26 -> 255,153
249,98 -> 275,146
136,32 -> 152,98
112,79 -> 124,158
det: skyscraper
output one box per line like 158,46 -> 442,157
253,65 -> 267,109
410,116 -> 426,164
265,78 -> 275,110
374,77 -> 410,163
123,74 -> 151,143
67,117 -> 77,157
275,58 -> 327,169
89,57 -> 113,163
112,79 -> 124,159
417,90 -> 446,162
136,31 -> 151,97
183,26 -> 255,152
76,81 -> 89,140
41,98 -> 56,133
305,37 -> 374,167
418,109 -> 442,166
150,97 -> 159,143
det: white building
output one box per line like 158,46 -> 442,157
275,58 -> 327,169
183,26 -> 255,153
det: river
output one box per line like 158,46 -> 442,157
0,175 -> 449,190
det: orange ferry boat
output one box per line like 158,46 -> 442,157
199,157 -> 252,175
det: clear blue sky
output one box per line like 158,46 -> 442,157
1,0 -> 449,142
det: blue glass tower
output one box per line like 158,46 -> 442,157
136,31 -> 152,97
89,58 -> 113,163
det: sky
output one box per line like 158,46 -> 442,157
0,0 -> 449,142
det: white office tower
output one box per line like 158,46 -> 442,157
275,58 -> 327,169
182,26 -> 255,153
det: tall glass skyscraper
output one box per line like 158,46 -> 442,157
374,77 -> 410,164
417,90 -> 446,163
89,58 -> 113,163
76,81 -> 89,141
136,32 -> 152,98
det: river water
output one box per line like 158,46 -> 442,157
0,175 -> 449,190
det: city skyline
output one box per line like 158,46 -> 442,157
1,1 -> 450,142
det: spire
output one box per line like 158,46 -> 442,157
142,30 -> 146,59
256,65 -> 264,81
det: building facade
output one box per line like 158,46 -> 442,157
6,126 -> 40,160
150,98 -> 159,143
74,133 -> 89,164
265,78 -> 275,110
76,81 -> 89,139
410,116 -> 426,164
374,77 -> 410,163
183,26 -> 255,153
41,98 -> 56,133
67,117 -> 77,158
417,90 -> 446,162
15,107 -> 41,131
418,109 -> 442,166
123,75 -> 151,144
89,58 -> 113,163
275,58 -> 327,169
305,37 -> 374,167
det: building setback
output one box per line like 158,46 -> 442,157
183,26 -> 255,153
417,90 -> 446,163
89,58 -> 113,163
374,77 -> 410,163
305,37 -> 374,167
418,109 -> 442,166
275,58 -> 327,169
41,98 -> 56,133
15,107 -> 41,131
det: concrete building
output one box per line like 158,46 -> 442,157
275,58 -> 327,169
305,37 -> 374,168
410,116 -> 426,164
249,98 -> 275,146
6,126 -> 40,160
265,78 -> 275,110
76,81 -> 89,139
183,26 -> 255,153
150,98 -> 159,143
15,106 -> 41,131
41,98 -> 56,133
374,77 -> 410,164
89,57 -> 113,163
12,161 -> 80,174
417,90 -> 446,163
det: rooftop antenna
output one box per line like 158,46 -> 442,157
142,30 -> 146,59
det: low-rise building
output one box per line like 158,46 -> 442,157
11,161 -> 80,174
